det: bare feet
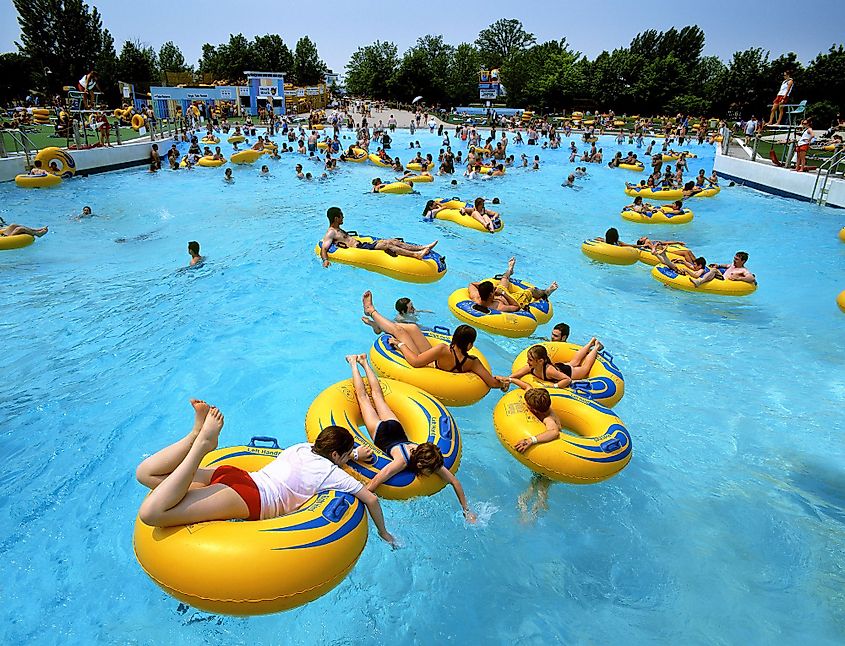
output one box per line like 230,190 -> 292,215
594,341 -> 604,352
356,353 -> 367,364
361,316 -> 383,334
362,290 -> 375,316
345,354 -> 358,365
546,281 -> 558,295
190,399 -> 210,434
196,406 -> 224,453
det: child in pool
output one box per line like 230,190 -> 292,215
347,354 -> 476,523
508,341 -> 603,390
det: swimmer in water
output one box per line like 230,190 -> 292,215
188,240 -> 203,266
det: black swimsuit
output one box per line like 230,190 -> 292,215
436,346 -> 473,373
374,420 -> 412,463
541,361 -> 572,381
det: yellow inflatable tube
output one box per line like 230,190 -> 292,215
230,149 -> 264,164
376,182 -> 413,194
368,153 -> 393,168
838,227 -> 845,243
435,198 -> 466,210
625,185 -> 720,200
510,342 -> 625,408
369,327 -> 492,407
581,240 -> 639,265
620,207 -> 694,224
133,439 -> 368,616
198,156 -> 226,167
201,136 -> 220,145
493,389 -> 632,484
345,147 -> 368,162
618,163 -> 644,172
35,147 -> 76,178
15,173 -> 61,188
228,134 -> 245,144
131,114 -> 145,131
434,208 -> 504,233
651,265 -> 757,296
837,290 -> 845,313
447,284 -> 544,338
314,235 -> 447,283
406,161 -> 434,172
0,233 -> 35,250
304,378 -> 461,499
402,174 -> 433,183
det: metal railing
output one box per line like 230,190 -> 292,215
0,129 -> 40,166
811,148 -> 845,205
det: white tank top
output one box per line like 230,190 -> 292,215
797,128 -> 814,146
778,79 -> 791,96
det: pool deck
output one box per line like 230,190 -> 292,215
714,138 -> 845,208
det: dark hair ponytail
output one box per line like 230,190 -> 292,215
312,425 -> 354,460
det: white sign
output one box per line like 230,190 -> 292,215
186,92 -> 210,99
479,89 -> 497,99
219,88 -> 233,99
258,86 -> 278,96
284,88 -> 296,97
238,86 -> 250,97
152,93 -> 171,100
296,88 -> 305,97
122,85 -> 130,98
306,86 -> 320,96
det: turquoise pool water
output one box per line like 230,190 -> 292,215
1,126 -> 844,644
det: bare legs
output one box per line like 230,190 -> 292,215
374,239 -> 438,260
362,291 -> 432,354
347,354 -> 398,438
137,403 -> 249,527
568,338 -> 602,380
1,225 -> 48,237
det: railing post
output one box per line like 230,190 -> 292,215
115,119 -> 122,145
72,120 -> 81,149
0,132 -> 6,158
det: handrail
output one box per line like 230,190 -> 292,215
811,148 -> 845,205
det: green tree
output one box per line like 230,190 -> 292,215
803,45 -> 845,116
198,34 -> 256,83
475,18 -> 535,69
13,0 -> 110,93
159,41 -> 189,72
345,41 -> 399,98
96,28 -> 119,105
117,40 -> 159,92
395,35 -> 454,104
720,47 -> 771,117
252,34 -> 294,74
447,43 -> 482,105
502,39 -> 584,111
293,36 -> 327,85
0,52 -> 35,103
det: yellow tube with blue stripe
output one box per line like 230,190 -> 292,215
304,378 -> 461,499
133,438 -> 368,616
493,389 -> 632,484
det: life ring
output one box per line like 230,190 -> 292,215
838,227 -> 845,243
133,438 -> 368,615
613,120 -> 625,126
200,136 -> 220,145
368,153 -> 392,168
197,156 -> 226,167
228,135 -> 245,144
617,163 -> 644,172
230,149 -> 264,164
344,148 -> 368,162
493,389 -> 632,484
34,147 -> 75,179
406,162 -> 434,172
651,265 -> 757,296
661,153 -> 698,162
317,142 -> 329,150
376,182 -> 413,194
369,327 -> 492,407
433,208 -> 504,233
314,235 -> 447,283
435,199 -> 466,210
837,290 -> 845,313
447,276 -> 552,338
0,232 -> 35,250
624,186 -> 720,200
580,240 -> 639,265
470,146 -> 492,156
131,114 -> 145,131
620,207 -> 694,225
304,378 -> 461,500
510,342 -> 625,408
31,108 -> 50,116
15,173 -> 61,188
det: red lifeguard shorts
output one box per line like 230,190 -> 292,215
209,465 -> 262,520
773,95 -> 787,106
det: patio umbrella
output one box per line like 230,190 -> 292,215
412,96 -> 423,104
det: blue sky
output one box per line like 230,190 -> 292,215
2,0 -> 841,75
